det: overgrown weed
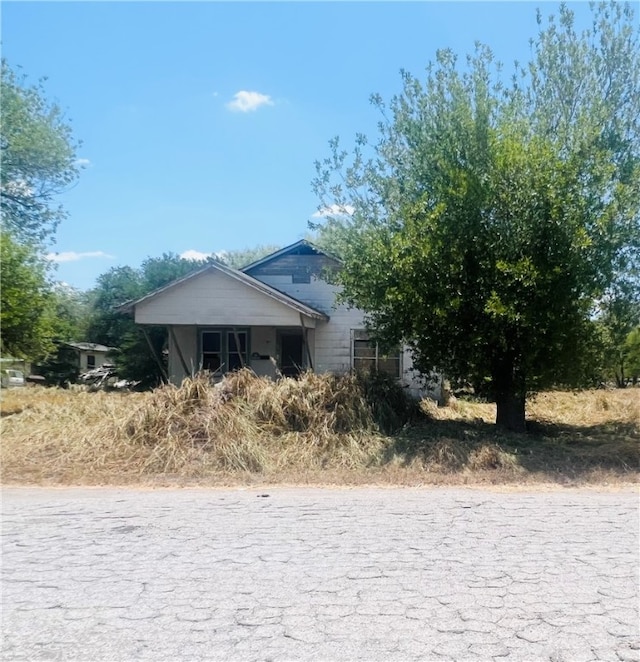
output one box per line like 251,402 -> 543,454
1,374 -> 637,485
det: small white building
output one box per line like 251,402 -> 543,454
121,241 -> 430,396
62,342 -> 115,373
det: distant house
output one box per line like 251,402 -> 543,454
120,240 -> 433,397
61,342 -> 115,373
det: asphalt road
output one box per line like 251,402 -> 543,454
2,487 -> 639,662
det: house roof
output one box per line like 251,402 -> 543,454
63,342 -> 115,353
241,239 -> 342,273
117,258 -> 329,321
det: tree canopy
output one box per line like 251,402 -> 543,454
0,231 -> 55,359
220,244 -> 282,270
1,60 -> 83,362
312,3 -> 640,430
0,234 -> 92,363
1,60 -> 80,244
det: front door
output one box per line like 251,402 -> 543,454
279,333 -> 304,377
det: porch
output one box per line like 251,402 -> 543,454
166,324 -> 316,383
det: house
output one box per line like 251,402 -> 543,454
61,342 -> 115,373
120,240 -> 431,396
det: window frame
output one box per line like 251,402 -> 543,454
199,328 -> 249,375
351,329 -> 402,379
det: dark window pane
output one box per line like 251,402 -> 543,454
354,358 -> 376,373
228,353 -> 244,371
354,340 -> 376,358
202,332 -> 221,352
378,357 -> 400,378
203,353 -> 221,372
353,328 -> 401,377
228,332 -> 247,353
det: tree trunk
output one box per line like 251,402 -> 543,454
495,393 -> 526,432
615,359 -> 625,388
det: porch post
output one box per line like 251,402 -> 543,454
141,326 -> 169,383
231,327 -> 245,368
168,326 -> 191,377
299,314 -> 314,371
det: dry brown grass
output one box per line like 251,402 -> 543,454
529,389 -> 639,427
1,373 -> 638,486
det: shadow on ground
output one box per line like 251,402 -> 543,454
383,416 -> 639,480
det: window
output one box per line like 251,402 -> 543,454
86,355 -> 96,369
201,329 -> 248,374
202,332 -> 222,372
228,331 -> 247,371
352,330 -> 401,378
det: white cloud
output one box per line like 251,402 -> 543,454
180,249 -> 213,261
180,249 -> 227,262
46,251 -> 114,263
74,158 -> 92,167
226,90 -> 274,113
312,204 -> 355,218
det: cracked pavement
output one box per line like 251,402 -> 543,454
2,487 -> 639,661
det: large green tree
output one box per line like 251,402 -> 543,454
1,60 -> 82,361
312,3 -> 640,431
1,60 -> 80,244
49,283 -> 93,343
0,231 -> 54,359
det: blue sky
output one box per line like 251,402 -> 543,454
3,1 -> 595,290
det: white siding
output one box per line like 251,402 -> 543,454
251,326 -> 276,357
257,275 -> 293,287
135,269 -> 316,328
255,273 -> 426,391
78,351 -> 110,373
256,275 -> 336,316
255,275 -> 361,373
400,346 -> 442,400
250,327 -> 278,378
315,310 -> 368,374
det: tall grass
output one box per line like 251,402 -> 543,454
1,373 -> 637,485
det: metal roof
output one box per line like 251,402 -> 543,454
241,239 -> 342,273
63,342 -> 116,353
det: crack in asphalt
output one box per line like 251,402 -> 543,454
1,487 -> 638,662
